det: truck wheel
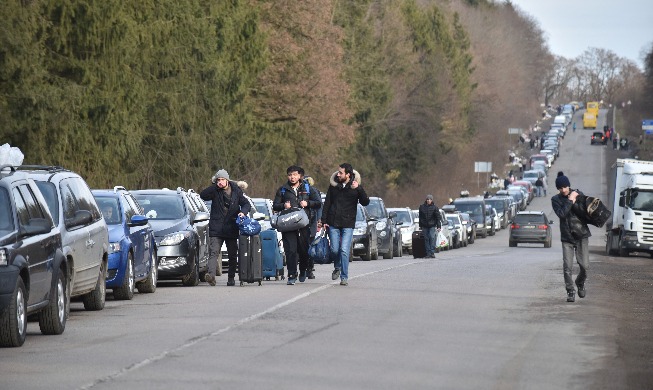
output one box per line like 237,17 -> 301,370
39,269 -> 67,335
82,261 -> 106,311
617,234 -> 629,257
606,231 -> 618,255
0,278 -> 27,347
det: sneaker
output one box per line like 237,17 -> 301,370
204,273 -> 216,286
227,277 -> 235,287
340,278 -> 348,286
567,290 -> 575,302
576,283 -> 586,298
299,271 -> 307,283
287,277 -> 296,285
332,269 -> 340,281
307,271 -> 315,279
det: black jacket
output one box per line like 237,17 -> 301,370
200,181 -> 251,238
551,189 -> 592,243
272,181 -> 322,227
419,202 -> 441,229
321,170 -> 370,229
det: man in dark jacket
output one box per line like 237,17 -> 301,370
319,163 -> 370,286
551,172 -> 591,302
301,173 -> 322,279
273,165 -> 322,285
418,195 -> 441,258
200,169 -> 250,286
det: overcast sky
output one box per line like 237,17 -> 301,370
508,0 -> 652,70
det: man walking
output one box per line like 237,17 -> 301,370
551,172 -> 591,302
200,169 -> 250,286
418,195 -> 441,258
319,163 -> 370,286
302,173 -> 322,279
273,166 -> 322,285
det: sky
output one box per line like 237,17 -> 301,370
508,0 -> 652,70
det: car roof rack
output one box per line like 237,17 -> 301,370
113,185 -> 127,193
0,165 -> 17,175
176,187 -> 186,194
17,165 -> 69,173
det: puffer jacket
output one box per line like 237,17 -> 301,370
200,181 -> 251,238
419,202 -> 441,229
551,189 -> 592,243
321,170 -> 370,229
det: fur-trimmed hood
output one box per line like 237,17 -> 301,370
329,169 -> 361,187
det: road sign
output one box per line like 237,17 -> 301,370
643,120 -> 653,131
508,128 -> 521,134
474,162 -> 492,173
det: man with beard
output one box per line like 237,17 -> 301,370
273,165 -> 322,285
319,163 -> 370,286
200,169 -> 250,286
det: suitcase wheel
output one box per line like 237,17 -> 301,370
265,277 -> 270,281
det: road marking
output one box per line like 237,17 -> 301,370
77,259 -> 427,390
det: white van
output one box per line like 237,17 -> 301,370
553,115 -> 567,126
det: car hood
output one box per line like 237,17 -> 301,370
149,218 -> 189,238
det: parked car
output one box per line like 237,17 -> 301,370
92,187 -> 158,300
133,188 -> 210,286
0,166 -> 68,347
388,207 -> 417,255
365,197 -> 396,259
591,132 -> 607,145
509,211 -> 553,248
445,213 -> 467,248
511,180 -> 534,204
351,204 -> 378,261
459,212 -> 476,244
484,197 -> 511,229
411,209 -> 419,225
452,197 -> 488,238
19,165 -> 109,311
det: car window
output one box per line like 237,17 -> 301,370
394,210 -> 412,224
254,201 -> 270,217
17,185 -> 46,221
356,206 -> 365,222
453,203 -> 483,216
365,200 -> 385,219
95,196 -> 122,225
34,181 -> 59,220
0,187 -> 15,234
446,216 -> 458,225
125,194 -> 143,217
134,194 -> 186,219
12,187 -> 30,227
60,177 -> 102,223
485,200 -> 505,212
515,214 -> 545,224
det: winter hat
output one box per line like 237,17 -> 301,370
555,174 -> 570,189
211,169 -> 230,183
426,194 -> 434,201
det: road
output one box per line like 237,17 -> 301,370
1,110 -> 651,390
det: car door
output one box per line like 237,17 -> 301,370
123,194 -> 148,279
185,193 -> 209,269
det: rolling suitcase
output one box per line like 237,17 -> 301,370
412,230 -> 427,258
261,229 -> 284,281
238,234 -> 263,286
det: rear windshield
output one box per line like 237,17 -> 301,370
0,188 -> 14,235
365,200 -> 385,219
515,214 -> 545,224
484,199 -> 505,212
133,194 -> 186,220
454,202 -> 483,216
394,210 -> 412,224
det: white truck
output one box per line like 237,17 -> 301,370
605,158 -> 653,256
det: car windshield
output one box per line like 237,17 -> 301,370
515,214 -> 545,224
34,181 -> 59,220
394,210 -> 412,224
253,201 -> 270,217
0,188 -> 14,235
365,201 -> 385,219
95,196 -> 122,225
133,194 -> 186,219
485,199 -> 505,212
454,203 -> 483,217
446,216 -> 459,225
629,190 -> 653,211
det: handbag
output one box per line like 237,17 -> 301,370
585,196 -> 611,228
271,207 -> 309,232
308,228 -> 330,264
236,215 -> 262,236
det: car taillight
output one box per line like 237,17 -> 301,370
537,225 -> 548,230
510,224 -> 519,229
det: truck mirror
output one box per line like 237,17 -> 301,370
619,195 -> 625,208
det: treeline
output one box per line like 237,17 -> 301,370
3,0 -> 641,205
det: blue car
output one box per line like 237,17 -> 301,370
92,187 -> 157,300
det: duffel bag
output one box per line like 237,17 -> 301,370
271,207 -> 309,232
308,228 -> 330,264
586,196 -> 611,228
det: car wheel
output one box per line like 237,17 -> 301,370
469,230 -> 475,244
362,237 -> 372,261
0,277 -> 27,347
371,246 -> 378,260
182,249 -> 200,286
509,240 -> 517,247
544,238 -> 552,248
82,261 -> 106,311
113,253 -> 135,300
137,249 -> 157,294
39,269 -> 67,335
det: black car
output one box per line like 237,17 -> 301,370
133,188 -> 210,286
365,197 -> 396,259
0,166 -> 68,347
591,132 -> 607,145
509,211 -> 553,248
351,204 -> 378,261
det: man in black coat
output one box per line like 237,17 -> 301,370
418,195 -> 441,258
200,169 -> 250,286
319,163 -> 370,286
551,173 -> 591,302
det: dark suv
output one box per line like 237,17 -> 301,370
133,188 -> 210,286
365,197 -> 397,259
0,166 -> 68,347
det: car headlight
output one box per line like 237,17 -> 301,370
375,221 -> 387,231
0,248 -> 7,266
354,227 -> 367,235
160,232 -> 188,246
109,242 -> 121,254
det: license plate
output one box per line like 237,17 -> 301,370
523,226 -> 535,229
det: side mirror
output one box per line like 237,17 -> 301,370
65,210 -> 92,228
388,211 -> 397,219
252,212 -> 266,221
549,220 -> 554,224
21,218 -> 52,236
193,211 -> 210,223
618,195 -> 625,208
129,215 -> 149,227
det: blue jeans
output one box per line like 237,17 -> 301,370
328,227 -> 353,280
423,227 -> 436,256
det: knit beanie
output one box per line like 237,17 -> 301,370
426,194 -> 434,201
211,169 -> 230,183
555,174 -> 570,189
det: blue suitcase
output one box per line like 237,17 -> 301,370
261,229 -> 284,280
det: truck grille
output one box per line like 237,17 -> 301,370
639,216 -> 653,243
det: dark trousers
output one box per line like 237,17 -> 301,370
208,236 -> 238,279
282,227 -> 310,278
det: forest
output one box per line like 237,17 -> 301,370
1,0 -> 651,206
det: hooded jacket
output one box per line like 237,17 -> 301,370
321,170 -> 370,229
551,188 -> 592,243
200,180 -> 251,238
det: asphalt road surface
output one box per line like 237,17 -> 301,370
1,110 -> 651,390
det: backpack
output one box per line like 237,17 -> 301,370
279,182 -> 310,198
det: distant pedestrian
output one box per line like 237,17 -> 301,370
418,195 -> 441,258
551,172 -> 591,303
319,163 -> 370,286
535,177 -> 544,197
200,169 -> 250,286
573,122 -> 576,132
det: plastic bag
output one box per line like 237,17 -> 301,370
308,228 -> 330,264
236,215 -> 262,236
437,231 -> 448,248
0,143 -> 24,166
